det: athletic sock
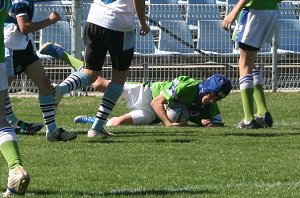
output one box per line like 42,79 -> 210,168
5,91 -> 18,126
39,95 -> 57,133
252,69 -> 268,116
60,52 -> 84,71
0,127 -> 22,169
59,71 -> 90,95
92,82 -> 123,132
239,74 -> 254,122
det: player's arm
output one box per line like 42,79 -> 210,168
222,0 -> 248,30
207,105 -> 224,127
151,95 -> 181,127
133,0 -> 150,36
16,11 -> 60,34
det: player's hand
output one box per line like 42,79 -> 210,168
164,122 -> 185,127
48,11 -> 61,24
139,24 -> 150,36
221,13 -> 235,31
201,119 -> 213,127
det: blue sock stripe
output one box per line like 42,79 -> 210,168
239,75 -> 253,84
0,127 -> 15,134
5,96 -> 13,116
101,103 -> 114,111
252,70 -> 260,76
97,109 -> 110,117
102,97 -> 115,106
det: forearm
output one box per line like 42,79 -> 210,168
151,95 -> 172,126
18,19 -> 54,34
133,0 -> 147,27
231,0 -> 249,17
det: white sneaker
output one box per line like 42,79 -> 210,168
87,129 -> 114,138
106,117 -> 117,126
51,84 -> 63,108
2,166 -> 30,197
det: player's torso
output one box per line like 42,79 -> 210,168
87,0 -> 136,31
152,77 -> 200,108
246,0 -> 278,10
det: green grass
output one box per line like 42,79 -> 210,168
1,92 -> 300,197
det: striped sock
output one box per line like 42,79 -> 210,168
5,91 -> 18,126
92,82 -> 123,132
39,95 -> 57,133
59,71 -> 90,95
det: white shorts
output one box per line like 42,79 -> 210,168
0,63 -> 9,91
5,48 -> 14,77
234,9 -> 278,48
122,83 -> 157,125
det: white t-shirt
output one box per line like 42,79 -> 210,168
87,0 -> 136,32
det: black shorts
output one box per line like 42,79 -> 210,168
83,22 -> 134,71
238,42 -> 260,52
11,42 -> 39,75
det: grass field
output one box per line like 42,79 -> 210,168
1,92 -> 300,197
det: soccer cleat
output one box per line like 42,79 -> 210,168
14,120 -> 44,135
87,129 -> 114,138
236,119 -> 262,129
254,112 -> 273,128
46,128 -> 77,142
74,115 -> 95,124
51,84 -> 63,108
2,166 -> 30,197
39,42 -> 65,59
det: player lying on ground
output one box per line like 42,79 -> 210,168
40,43 -> 232,127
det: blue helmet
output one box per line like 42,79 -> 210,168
198,73 -> 232,99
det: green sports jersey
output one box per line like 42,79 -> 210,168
0,0 -> 9,63
245,0 -> 278,10
151,76 -> 200,108
151,76 -> 221,124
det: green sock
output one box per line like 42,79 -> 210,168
253,84 -> 267,116
0,140 -> 22,169
60,53 -> 83,71
240,88 -> 254,121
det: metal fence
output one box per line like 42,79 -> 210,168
9,1 -> 300,94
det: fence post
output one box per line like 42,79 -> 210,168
71,0 -> 82,59
271,34 -> 278,92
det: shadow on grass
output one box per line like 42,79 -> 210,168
86,138 -> 195,144
224,131 -> 300,137
74,130 -> 197,137
75,188 -> 214,197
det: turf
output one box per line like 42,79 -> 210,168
1,92 -> 300,198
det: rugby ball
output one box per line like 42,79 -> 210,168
166,103 -> 190,124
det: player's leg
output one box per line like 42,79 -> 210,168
107,108 -> 156,126
106,113 -> 133,126
5,50 -> 43,135
0,66 -> 30,196
236,48 -> 261,129
252,69 -> 273,128
40,43 -> 110,93
88,70 -> 126,137
24,58 -> 77,141
40,43 -> 83,71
